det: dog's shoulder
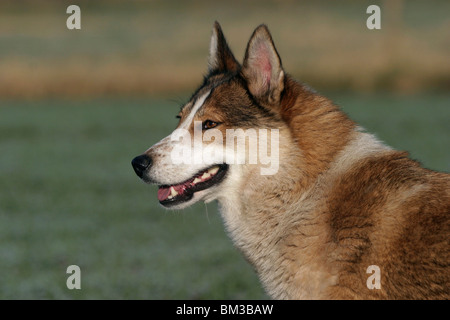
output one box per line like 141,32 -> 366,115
324,150 -> 450,299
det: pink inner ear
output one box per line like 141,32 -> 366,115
253,42 -> 272,89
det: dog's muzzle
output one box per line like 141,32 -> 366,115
131,154 -> 152,178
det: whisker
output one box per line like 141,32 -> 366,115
204,202 -> 211,225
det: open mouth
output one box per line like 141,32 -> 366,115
157,164 -> 228,207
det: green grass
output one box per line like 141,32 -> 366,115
0,93 -> 449,299
331,93 -> 450,172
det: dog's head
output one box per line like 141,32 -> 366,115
132,22 -> 287,209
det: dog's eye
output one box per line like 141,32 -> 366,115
175,115 -> 181,119
202,120 -> 219,130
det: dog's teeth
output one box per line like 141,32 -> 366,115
193,178 -> 202,184
170,187 -> 178,197
208,166 -> 219,175
201,172 -> 211,179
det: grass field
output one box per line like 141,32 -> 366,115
0,0 -> 449,97
0,93 -> 448,299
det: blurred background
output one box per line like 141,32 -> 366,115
0,0 -> 448,299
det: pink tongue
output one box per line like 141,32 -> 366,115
157,169 -> 215,202
157,183 -> 190,201
157,187 -> 171,201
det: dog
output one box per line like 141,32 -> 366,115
132,22 -> 449,299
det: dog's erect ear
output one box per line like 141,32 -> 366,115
242,25 -> 284,106
208,21 -> 240,74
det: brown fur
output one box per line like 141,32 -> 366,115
280,77 -> 356,189
322,151 -> 449,299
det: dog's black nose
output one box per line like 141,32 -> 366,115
131,154 -> 152,178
